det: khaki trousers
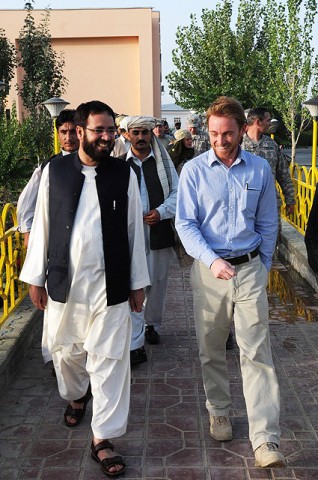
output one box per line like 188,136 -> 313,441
191,256 -> 281,450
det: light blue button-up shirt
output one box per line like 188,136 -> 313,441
175,147 -> 278,271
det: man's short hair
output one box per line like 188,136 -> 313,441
206,96 -> 246,130
246,107 -> 270,126
56,109 -> 76,130
74,101 -> 115,127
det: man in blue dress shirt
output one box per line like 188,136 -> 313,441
176,96 -> 285,469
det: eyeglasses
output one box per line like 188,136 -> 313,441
129,129 -> 151,136
85,127 -> 116,135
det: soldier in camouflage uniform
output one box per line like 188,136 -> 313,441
242,107 -> 295,233
186,114 -> 210,157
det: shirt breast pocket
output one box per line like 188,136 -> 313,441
243,189 -> 260,214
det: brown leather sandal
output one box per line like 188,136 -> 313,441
91,439 -> 126,477
64,384 -> 92,427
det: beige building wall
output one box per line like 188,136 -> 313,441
0,8 -> 161,118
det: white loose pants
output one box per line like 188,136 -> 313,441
52,320 -> 131,439
130,247 -> 175,349
191,256 -> 281,450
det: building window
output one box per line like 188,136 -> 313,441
174,117 -> 181,123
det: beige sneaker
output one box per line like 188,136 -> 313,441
255,442 -> 286,468
209,415 -> 233,441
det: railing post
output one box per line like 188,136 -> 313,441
312,116 -> 317,175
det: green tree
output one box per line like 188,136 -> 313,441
0,105 -> 35,206
16,1 -> 68,163
263,0 -> 318,162
166,0 -> 269,112
18,1 -> 67,113
0,29 -> 16,111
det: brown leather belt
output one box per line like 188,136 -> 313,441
224,248 -> 259,266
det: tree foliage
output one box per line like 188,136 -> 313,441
0,106 -> 35,205
17,1 -> 68,114
167,0 -> 318,159
0,29 -> 16,111
166,0 -> 268,112
11,1 -> 69,167
262,0 -> 318,161
0,1 -> 68,205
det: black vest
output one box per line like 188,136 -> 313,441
124,154 -> 175,250
47,152 -> 131,306
41,151 -> 63,171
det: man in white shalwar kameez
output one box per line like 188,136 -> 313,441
20,101 -> 150,477
17,109 -> 79,366
119,116 -> 178,364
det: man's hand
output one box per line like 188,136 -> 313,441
143,209 -> 160,226
29,285 -> 48,310
23,232 -> 30,248
286,204 -> 295,215
210,258 -> 237,280
129,288 -> 145,312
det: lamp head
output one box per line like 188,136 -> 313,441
302,97 -> 318,120
42,97 -> 70,119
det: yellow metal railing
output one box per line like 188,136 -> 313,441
280,163 -> 318,235
268,269 -> 315,322
0,203 -> 28,326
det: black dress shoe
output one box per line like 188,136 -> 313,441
130,346 -> 147,365
145,325 -> 160,345
226,331 -> 234,350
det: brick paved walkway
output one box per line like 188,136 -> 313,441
1,260 -> 318,479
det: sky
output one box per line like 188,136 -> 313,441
4,0 -> 239,104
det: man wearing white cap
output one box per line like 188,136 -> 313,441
112,115 -> 131,157
119,116 -> 179,364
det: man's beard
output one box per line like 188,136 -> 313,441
82,134 -> 114,162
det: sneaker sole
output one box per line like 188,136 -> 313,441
255,459 -> 286,468
210,430 -> 233,442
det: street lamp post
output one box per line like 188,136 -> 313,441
268,118 -> 279,139
42,97 -> 70,154
302,97 -> 318,172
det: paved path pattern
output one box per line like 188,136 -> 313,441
1,260 -> 318,479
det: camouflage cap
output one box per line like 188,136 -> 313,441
186,114 -> 201,128
174,129 -> 192,141
154,118 -> 165,126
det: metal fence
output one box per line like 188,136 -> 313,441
0,203 -> 28,326
280,163 -> 318,234
0,161 -> 317,325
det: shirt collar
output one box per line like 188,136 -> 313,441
61,149 -> 72,156
208,145 -> 246,167
126,147 -> 155,164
